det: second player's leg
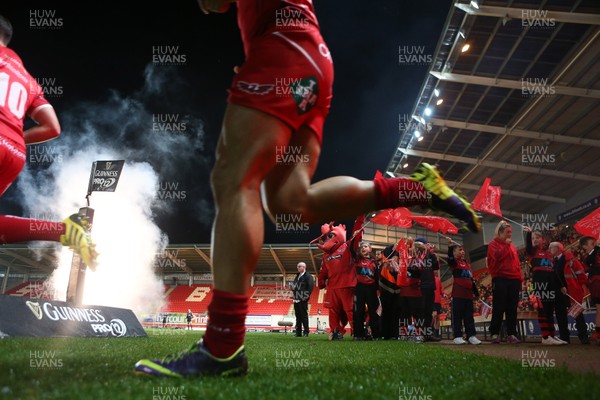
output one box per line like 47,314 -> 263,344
262,126 -> 377,225
211,104 -> 292,294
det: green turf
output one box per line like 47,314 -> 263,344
0,330 -> 598,400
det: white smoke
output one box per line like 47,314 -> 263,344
15,64 -> 207,317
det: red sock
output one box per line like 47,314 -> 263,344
373,177 -> 429,210
203,289 -> 249,358
0,215 -> 65,244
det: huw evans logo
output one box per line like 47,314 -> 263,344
29,10 -> 63,29
521,78 -> 556,97
521,10 -> 556,29
521,213 -> 555,231
398,45 -> 433,66
152,46 -> 187,65
521,145 -> 556,166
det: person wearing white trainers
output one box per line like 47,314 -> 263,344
447,239 -> 481,346
549,336 -> 568,345
468,336 -> 481,345
541,336 -> 560,345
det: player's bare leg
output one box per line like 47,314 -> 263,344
262,126 -> 481,233
262,128 -> 376,223
135,104 -> 292,377
210,105 -> 292,295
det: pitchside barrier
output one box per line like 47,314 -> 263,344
0,295 -> 146,338
142,313 -> 330,333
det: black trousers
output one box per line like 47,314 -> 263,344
452,297 -> 476,338
379,290 -> 400,339
554,293 -> 570,342
399,296 -> 424,336
574,311 -> 589,340
353,283 -> 380,338
421,288 -> 435,337
489,278 -> 520,337
294,300 -> 309,335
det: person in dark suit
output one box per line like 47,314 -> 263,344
292,262 -> 315,337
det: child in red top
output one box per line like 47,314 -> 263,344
447,239 -> 481,345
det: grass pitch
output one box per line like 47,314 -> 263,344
1,330 -> 598,400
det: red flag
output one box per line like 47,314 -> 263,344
567,300 -> 585,319
472,177 -> 503,218
411,215 -> 459,234
480,300 -> 492,319
370,207 -> 413,228
574,207 -> 600,239
351,215 -> 366,245
374,170 -> 384,180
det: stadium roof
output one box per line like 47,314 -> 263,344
0,244 -> 328,279
2,0 -> 600,279
386,0 -> 600,221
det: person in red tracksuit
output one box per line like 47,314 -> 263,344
353,241 -> 380,340
579,236 -> 600,345
525,228 -> 568,345
486,221 -> 523,344
562,249 -> 589,344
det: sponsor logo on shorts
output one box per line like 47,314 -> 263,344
291,76 -> 318,115
237,81 -> 275,95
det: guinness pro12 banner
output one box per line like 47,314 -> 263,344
0,295 -> 146,338
87,160 -> 125,194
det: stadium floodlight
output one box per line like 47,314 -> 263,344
417,136 -> 424,142
433,89 -> 440,97
436,99 -> 444,105
424,107 -> 432,116
470,1 -> 479,9
461,44 -> 470,52
414,115 -> 426,125
403,163 -> 409,168
414,130 -> 421,138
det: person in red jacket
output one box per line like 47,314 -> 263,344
562,249 -> 589,344
580,236 -> 600,345
486,221 -> 523,344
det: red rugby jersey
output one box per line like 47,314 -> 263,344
0,46 -> 50,147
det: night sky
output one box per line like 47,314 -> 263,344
1,0 -> 451,244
